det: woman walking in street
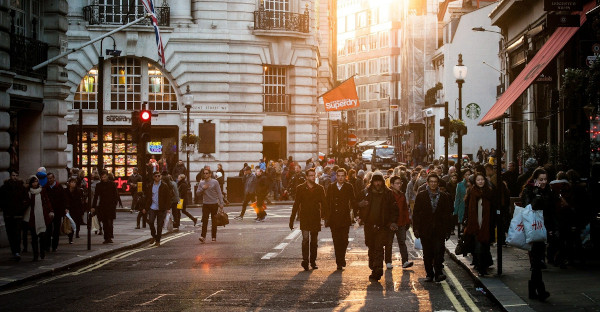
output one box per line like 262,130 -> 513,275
454,168 -> 472,235
463,172 -> 495,276
66,177 -> 85,241
520,168 -> 556,301
24,176 -> 53,261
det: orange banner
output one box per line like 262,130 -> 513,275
322,77 -> 360,112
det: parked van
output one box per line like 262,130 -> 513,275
371,145 -> 397,169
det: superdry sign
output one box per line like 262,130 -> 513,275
321,77 -> 360,112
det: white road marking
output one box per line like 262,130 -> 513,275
261,252 -> 278,260
273,243 -> 288,250
203,289 -> 225,302
138,294 -> 174,306
93,290 -> 133,302
285,229 -> 301,240
444,267 -> 481,312
441,281 -> 466,312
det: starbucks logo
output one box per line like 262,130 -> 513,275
465,103 -> 481,120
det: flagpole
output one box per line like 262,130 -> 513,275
32,14 -> 150,71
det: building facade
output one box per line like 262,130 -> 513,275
65,0 -> 324,186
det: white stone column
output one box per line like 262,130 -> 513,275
170,0 -> 193,25
0,0 -> 13,184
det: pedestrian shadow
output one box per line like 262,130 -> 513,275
255,269 -> 314,310
308,270 -> 344,309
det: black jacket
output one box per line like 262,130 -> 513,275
290,182 -> 327,232
144,181 -> 173,211
325,182 -> 357,228
93,181 -> 119,220
413,189 -> 453,239
256,174 -> 269,196
44,182 -> 69,218
0,179 -> 28,217
358,186 -> 399,228
520,184 -> 557,232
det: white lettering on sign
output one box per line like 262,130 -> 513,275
325,99 -> 358,111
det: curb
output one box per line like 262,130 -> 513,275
445,240 -> 535,312
0,230 -> 172,290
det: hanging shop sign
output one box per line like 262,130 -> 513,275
544,0 -> 582,11
147,141 -> 163,154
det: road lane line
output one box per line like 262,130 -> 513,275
441,281 -> 466,312
202,289 -> 225,301
285,229 -> 301,240
138,293 -> 174,306
93,290 -> 133,302
273,243 -> 288,250
444,266 -> 481,312
261,252 -> 277,260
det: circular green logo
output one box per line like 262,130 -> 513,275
465,103 -> 481,120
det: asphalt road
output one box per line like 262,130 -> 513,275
0,204 -> 502,311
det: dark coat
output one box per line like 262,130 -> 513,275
359,186 -> 399,228
520,184 -> 557,232
92,181 -> 119,220
413,189 -> 453,239
44,182 -> 69,218
177,179 -> 189,209
290,182 -> 327,232
66,187 -> 85,224
0,179 -> 28,217
144,181 -> 173,211
325,182 -> 357,228
256,174 -> 269,196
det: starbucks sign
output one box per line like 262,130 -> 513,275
465,103 -> 481,120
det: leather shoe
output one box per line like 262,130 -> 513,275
434,274 -> 447,282
310,262 -> 318,270
337,265 -> 343,271
424,276 -> 434,282
301,261 -> 309,271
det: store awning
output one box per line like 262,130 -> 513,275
369,140 -> 388,146
479,1 -> 595,125
358,140 -> 374,147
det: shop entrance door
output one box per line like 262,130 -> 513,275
263,126 -> 286,161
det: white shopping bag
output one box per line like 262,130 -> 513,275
522,204 -> 547,243
164,212 -> 174,232
414,238 -> 423,250
91,215 -> 101,232
506,205 -> 532,250
66,212 -> 76,231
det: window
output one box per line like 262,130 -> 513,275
357,85 -> 367,102
358,36 -> 368,53
263,65 -> 289,113
357,11 -> 367,28
380,109 -> 388,129
74,67 -> 98,110
369,59 -> 378,76
358,61 -> 366,77
264,0 -> 290,29
98,0 -> 144,25
357,111 -> 367,129
368,84 -> 378,101
379,31 -> 389,48
346,14 -> 355,31
111,57 -> 142,111
347,63 -> 356,77
337,65 -> 345,80
380,82 -> 390,98
369,8 -> 379,25
337,47 -> 345,57
369,110 -> 378,129
10,0 -> 26,36
369,33 -> 378,50
346,39 -> 356,55
380,56 -> 389,74
148,63 -> 177,111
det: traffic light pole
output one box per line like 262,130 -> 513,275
444,102 -> 449,173
98,56 -> 104,172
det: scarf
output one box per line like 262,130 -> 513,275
29,187 -> 47,235
465,186 -> 491,243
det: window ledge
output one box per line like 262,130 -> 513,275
252,29 -> 310,39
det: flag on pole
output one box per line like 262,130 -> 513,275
141,0 -> 166,66
321,76 -> 360,112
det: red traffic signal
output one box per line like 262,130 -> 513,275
140,110 -> 151,121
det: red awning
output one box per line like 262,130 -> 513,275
479,1 -> 596,125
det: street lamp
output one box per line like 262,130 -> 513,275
472,26 -> 502,35
182,85 -> 194,183
453,53 -> 467,173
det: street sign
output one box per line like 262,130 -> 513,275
587,55 -> 597,67
390,104 -> 399,111
329,111 -> 342,120
347,133 -> 358,146
544,0 -> 582,11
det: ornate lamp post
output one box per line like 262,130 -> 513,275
453,54 -> 467,173
182,86 -> 194,183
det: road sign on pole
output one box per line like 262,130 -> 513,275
347,133 -> 358,146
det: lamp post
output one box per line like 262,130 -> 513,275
453,54 -> 467,173
182,86 -> 194,183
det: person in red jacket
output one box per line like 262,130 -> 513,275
386,175 -> 414,269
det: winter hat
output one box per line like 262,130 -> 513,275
357,169 -> 365,179
524,158 -> 538,170
370,171 -> 385,183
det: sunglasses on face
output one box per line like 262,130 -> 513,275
153,174 -> 161,177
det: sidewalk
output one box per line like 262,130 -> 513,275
445,234 -> 600,312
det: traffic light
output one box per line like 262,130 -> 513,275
439,117 -> 450,137
131,111 -> 140,141
139,110 -> 152,142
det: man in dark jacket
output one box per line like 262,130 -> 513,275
413,173 -> 453,282
325,168 -> 357,270
171,160 -> 187,179
92,170 -> 119,244
44,172 -> 69,251
290,168 -> 327,271
0,171 -> 28,261
255,168 -> 269,221
143,171 -> 172,246
235,166 -> 256,220
357,171 -> 399,281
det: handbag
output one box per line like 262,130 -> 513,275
91,215 -> 101,232
177,199 -> 183,210
455,234 -> 474,256
522,204 -> 547,243
60,216 -> 73,235
164,212 -> 174,231
414,238 -> 423,250
214,208 -> 229,227
506,204 -> 532,250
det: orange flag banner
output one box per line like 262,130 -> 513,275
322,77 -> 360,112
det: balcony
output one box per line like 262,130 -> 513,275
83,4 -> 170,26
264,94 -> 290,113
10,33 -> 48,79
254,7 -> 309,33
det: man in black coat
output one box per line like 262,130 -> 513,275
0,171 -> 28,261
325,168 -> 357,270
357,171 -> 399,282
255,168 -> 269,221
413,173 -> 453,282
44,172 -> 69,252
143,171 -> 173,246
92,170 -> 119,244
289,168 -> 327,271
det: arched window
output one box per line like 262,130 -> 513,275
74,57 -> 177,111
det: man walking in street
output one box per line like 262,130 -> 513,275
128,167 -> 143,214
44,172 -> 68,251
92,170 -> 119,244
387,176 -> 413,270
413,173 -> 453,282
289,168 -> 327,271
255,168 -> 269,222
235,166 -> 256,220
196,168 -> 224,242
325,168 -> 357,270
143,171 -> 172,247
0,171 -> 28,261
357,171 -> 399,282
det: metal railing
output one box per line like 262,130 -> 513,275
10,33 -> 48,79
263,94 -> 290,113
83,4 -> 170,26
254,6 -> 309,33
